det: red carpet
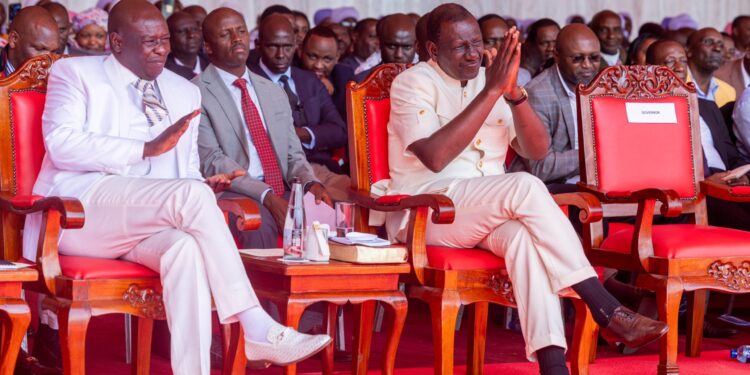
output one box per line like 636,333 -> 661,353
78,301 -> 750,374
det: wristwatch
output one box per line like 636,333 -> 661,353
504,86 -> 528,106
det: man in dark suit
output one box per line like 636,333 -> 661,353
196,9 -> 332,248
248,14 -> 350,201
511,24 -> 600,192
339,18 -> 378,71
648,39 -> 750,231
354,13 -> 416,82
165,11 -> 207,79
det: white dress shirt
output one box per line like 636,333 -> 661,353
689,69 -> 720,101
173,56 -> 202,76
601,51 -> 621,67
556,65 -> 580,184
733,89 -> 750,160
112,57 -> 179,178
699,116 -> 726,170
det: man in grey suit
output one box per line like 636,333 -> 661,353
195,7 -> 332,248
511,24 -> 600,192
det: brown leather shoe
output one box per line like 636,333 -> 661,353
600,306 -> 668,349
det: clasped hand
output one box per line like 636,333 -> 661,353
484,27 -> 522,98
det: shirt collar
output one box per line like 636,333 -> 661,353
601,51 -> 620,66
215,65 -> 252,90
427,59 -> 464,88
555,65 -> 575,98
688,68 -> 719,99
259,59 -> 291,84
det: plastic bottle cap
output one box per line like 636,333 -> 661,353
730,348 -> 738,358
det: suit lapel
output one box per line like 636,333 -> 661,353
102,56 -> 131,138
550,66 -> 577,146
203,65 -> 250,158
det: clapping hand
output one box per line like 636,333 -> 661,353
484,27 -> 521,97
143,109 -> 200,158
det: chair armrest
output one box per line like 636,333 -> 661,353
0,193 -> 84,229
348,190 -> 455,224
700,180 -> 750,202
576,183 -> 682,217
217,195 -> 261,232
552,192 -> 604,224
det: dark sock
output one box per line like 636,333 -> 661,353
603,276 -> 646,308
536,346 -> 569,375
572,277 -> 622,327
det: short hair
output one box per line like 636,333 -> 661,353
426,3 -> 475,43
626,33 -> 658,65
260,5 -> 292,22
353,17 -> 376,35
291,10 -> 308,21
477,13 -> 505,26
638,22 -> 664,38
645,39 -> 682,65
301,25 -> 337,50
732,15 -> 750,30
526,18 -> 560,45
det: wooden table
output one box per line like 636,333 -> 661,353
241,254 -> 410,375
0,267 -> 37,375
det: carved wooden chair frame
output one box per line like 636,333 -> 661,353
0,54 -> 259,374
347,63 -> 603,375
577,64 -> 750,374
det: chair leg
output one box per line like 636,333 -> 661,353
569,298 -> 596,375
656,278 -> 683,375
0,298 -> 31,375
429,291 -> 460,375
220,322 -> 246,375
685,290 -> 707,358
466,302 -> 488,375
131,317 -> 153,375
58,302 -> 92,375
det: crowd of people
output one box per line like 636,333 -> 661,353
6,0 -> 750,374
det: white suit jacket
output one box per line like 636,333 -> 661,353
22,55 -> 202,260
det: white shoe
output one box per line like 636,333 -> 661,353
245,324 -> 332,366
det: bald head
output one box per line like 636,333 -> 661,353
168,11 -> 201,58
556,24 -> 600,89
257,13 -> 296,74
7,6 -> 59,69
590,9 -> 623,55
687,27 -> 724,73
258,13 -> 294,40
378,13 -> 416,64
109,0 -> 170,81
478,15 -> 508,53
183,5 -> 207,24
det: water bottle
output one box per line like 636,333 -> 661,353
730,345 -> 750,363
282,178 -> 305,259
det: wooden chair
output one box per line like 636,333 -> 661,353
576,64 -> 750,375
0,54 -> 259,374
346,63 -> 603,375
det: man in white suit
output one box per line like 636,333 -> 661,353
23,1 -> 330,373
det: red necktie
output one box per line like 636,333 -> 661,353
233,78 -> 285,196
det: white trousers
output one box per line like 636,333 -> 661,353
422,173 -> 597,360
57,176 -> 261,375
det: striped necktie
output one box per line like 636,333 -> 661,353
134,79 -> 169,126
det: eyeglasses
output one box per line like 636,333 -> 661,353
568,53 -> 601,64
700,38 -> 724,49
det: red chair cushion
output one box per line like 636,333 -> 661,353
11,90 -> 47,196
426,245 -> 506,270
600,224 -> 750,259
607,222 -> 633,235
59,256 -> 159,279
590,96 -> 696,199
365,98 -> 391,184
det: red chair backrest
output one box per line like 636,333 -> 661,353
347,63 -> 409,193
0,54 -> 62,260
577,65 -> 703,211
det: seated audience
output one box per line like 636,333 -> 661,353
649,40 -> 750,231
183,4 -> 207,25
300,26 -> 341,95
165,11 -> 206,79
326,22 -> 352,59
40,2 -> 71,55
731,15 -> 750,54
24,2 -> 331,373
638,22 -> 665,38
381,5 -> 667,375
590,10 -> 626,67
0,4 -> 6,46
0,6 -> 58,77
248,14 -> 349,201
339,18 -> 377,70
292,10 -> 310,52
687,27 -> 736,108
625,33 -> 658,65
721,31 -> 741,65
247,5 -> 296,65
196,8 -> 332,249
523,18 -> 560,72
479,14 -> 532,85
70,7 -> 109,54
717,18 -> 750,97
511,24 -> 600,190
355,13 -> 417,82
